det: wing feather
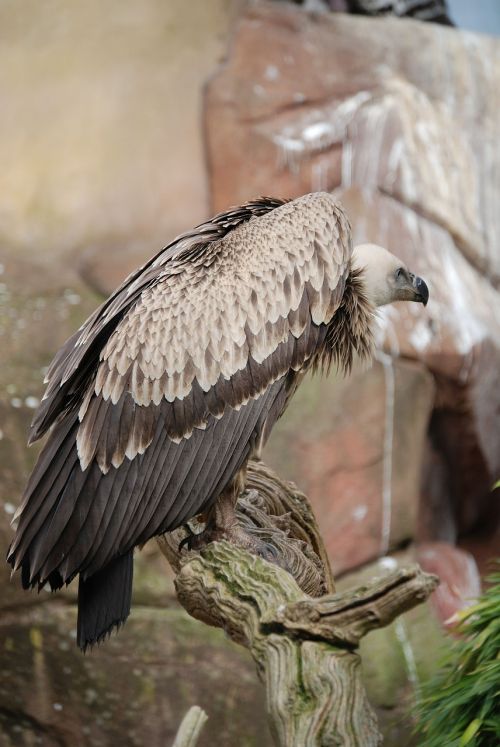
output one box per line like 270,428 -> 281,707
75,458 -> 142,579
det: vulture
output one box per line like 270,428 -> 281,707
7,192 -> 429,650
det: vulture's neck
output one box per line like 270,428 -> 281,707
320,269 -> 374,375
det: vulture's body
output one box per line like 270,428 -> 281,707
7,192 -> 428,649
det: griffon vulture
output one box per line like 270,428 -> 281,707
7,192 -> 429,650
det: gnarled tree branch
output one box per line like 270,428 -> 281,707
158,458 -> 438,747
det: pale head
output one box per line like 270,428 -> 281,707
351,243 -> 429,308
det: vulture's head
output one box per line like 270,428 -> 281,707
352,243 -> 429,308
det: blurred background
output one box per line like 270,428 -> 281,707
1,1 -> 499,745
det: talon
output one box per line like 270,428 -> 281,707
178,525 -> 195,552
178,535 -> 191,552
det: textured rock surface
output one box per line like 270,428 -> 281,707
207,3 -> 499,281
0,0 -> 238,290
337,187 -> 500,536
265,359 -> 435,574
206,0 -> 500,559
0,603 -> 272,747
0,252 -> 100,612
417,541 -> 481,623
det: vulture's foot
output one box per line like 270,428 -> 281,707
179,479 -> 285,566
179,520 -> 279,564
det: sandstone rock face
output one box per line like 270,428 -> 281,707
265,359 -> 435,574
0,0 -> 238,291
0,604 -> 272,747
417,541 -> 481,624
206,0 -> 500,565
207,3 -> 499,280
0,253 -> 100,612
338,186 -> 499,536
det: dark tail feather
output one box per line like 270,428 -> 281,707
77,550 -> 133,652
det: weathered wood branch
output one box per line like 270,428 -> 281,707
158,458 -> 438,747
172,706 -> 208,747
266,564 -> 438,647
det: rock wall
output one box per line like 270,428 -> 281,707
0,0 -> 238,288
205,1 -> 500,588
0,603 -> 272,747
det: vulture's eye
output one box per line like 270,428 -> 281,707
395,267 -> 405,281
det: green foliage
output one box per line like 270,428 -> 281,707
414,565 -> 500,747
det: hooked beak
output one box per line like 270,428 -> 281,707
412,275 -> 429,306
